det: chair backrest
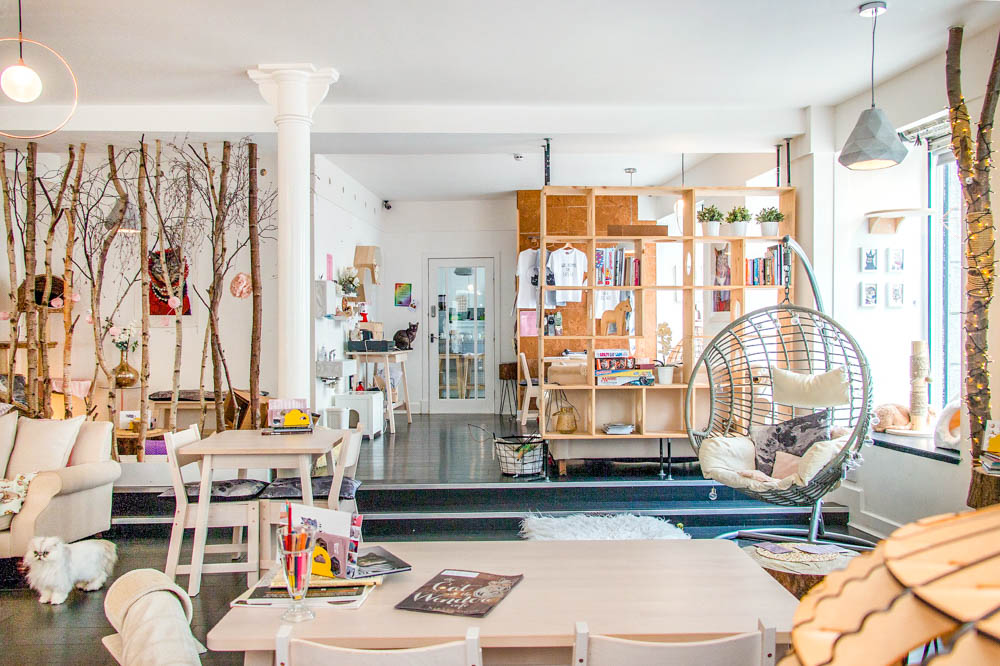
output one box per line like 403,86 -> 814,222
277,626 -> 481,666
328,425 -> 363,511
163,425 -> 202,508
573,620 -> 774,666
518,352 -> 532,383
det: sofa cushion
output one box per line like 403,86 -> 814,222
258,475 -> 361,501
770,365 -> 849,408
158,478 -> 266,502
68,421 -> 113,466
0,411 -> 19,479
5,416 -> 85,478
750,411 -> 830,476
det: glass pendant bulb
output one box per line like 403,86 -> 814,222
1,58 -> 42,103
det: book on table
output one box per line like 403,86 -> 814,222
395,570 -> 523,617
230,569 -> 374,609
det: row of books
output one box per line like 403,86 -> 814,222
595,368 -> 655,386
744,245 -> 788,287
595,248 -> 640,287
982,452 -> 1000,476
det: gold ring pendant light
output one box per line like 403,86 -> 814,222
1,0 -> 78,139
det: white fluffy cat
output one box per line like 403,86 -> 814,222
22,536 -> 117,604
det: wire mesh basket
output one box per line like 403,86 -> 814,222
493,434 -> 546,477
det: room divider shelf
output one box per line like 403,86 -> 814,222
514,185 -> 797,474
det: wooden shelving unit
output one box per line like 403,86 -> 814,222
515,186 -> 797,474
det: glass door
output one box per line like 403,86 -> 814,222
428,258 -> 495,413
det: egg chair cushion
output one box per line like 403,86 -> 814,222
750,411 -> 831,476
698,434 -> 846,492
770,365 -> 850,408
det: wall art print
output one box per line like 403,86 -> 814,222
394,283 -> 413,307
860,247 -> 879,272
712,244 -> 731,313
148,248 -> 192,316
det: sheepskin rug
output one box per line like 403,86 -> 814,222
520,513 -> 690,541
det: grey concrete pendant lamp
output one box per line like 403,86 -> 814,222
838,1 -> 909,170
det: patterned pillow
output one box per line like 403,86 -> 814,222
258,475 -> 361,501
159,478 -> 266,502
750,411 -> 831,476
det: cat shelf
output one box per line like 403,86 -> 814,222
865,208 -> 933,234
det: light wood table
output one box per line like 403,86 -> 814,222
208,539 -> 799,664
180,427 -> 348,597
114,427 -> 168,462
348,350 -> 412,433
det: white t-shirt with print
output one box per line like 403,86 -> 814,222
547,248 -> 587,305
516,248 -> 556,309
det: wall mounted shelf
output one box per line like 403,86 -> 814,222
865,208 -> 933,234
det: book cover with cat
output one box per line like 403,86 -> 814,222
395,570 -> 523,617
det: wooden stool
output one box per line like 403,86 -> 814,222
499,362 -> 517,418
742,543 -> 858,599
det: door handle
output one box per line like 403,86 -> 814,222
429,333 -> 436,343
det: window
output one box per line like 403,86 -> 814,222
929,155 -> 963,408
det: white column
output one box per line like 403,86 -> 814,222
249,63 -> 338,401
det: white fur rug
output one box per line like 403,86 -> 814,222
520,513 -> 690,541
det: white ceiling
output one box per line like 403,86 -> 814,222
3,0 -> 998,107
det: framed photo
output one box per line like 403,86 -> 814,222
860,282 -> 878,308
860,247 -> 879,272
887,282 -> 904,308
887,248 -> 905,272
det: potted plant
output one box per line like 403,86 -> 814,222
336,266 -> 361,295
697,204 -> 723,237
725,205 -> 751,237
756,207 -> 784,237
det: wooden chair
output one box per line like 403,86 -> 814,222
163,425 -> 260,587
276,626 -> 481,666
518,352 -> 539,425
572,620 -> 775,666
257,425 -> 364,575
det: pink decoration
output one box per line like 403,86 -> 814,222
229,272 -> 252,299
85,313 -> 94,324
71,292 -> 81,302
0,311 -> 9,321
108,326 -> 121,337
50,297 -> 64,308
167,296 -> 182,309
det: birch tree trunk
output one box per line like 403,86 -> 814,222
248,142 -> 262,428
137,144 -> 151,458
64,144 -> 85,418
205,142 -> 231,432
945,26 -> 1000,508
0,144 -> 21,405
24,143 -> 38,416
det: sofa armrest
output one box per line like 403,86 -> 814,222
53,460 -> 122,495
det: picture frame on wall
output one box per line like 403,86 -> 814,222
887,248 -> 905,272
887,282 -> 904,308
860,282 -> 878,308
860,247 -> 879,272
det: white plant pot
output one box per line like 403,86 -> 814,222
656,365 -> 676,385
760,221 -> 780,237
728,221 -> 748,236
704,221 -> 721,236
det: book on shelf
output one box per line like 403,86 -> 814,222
595,248 -> 639,287
395,570 -> 523,617
743,244 -> 786,287
595,357 -> 636,371
595,368 -> 654,386
594,348 -> 630,358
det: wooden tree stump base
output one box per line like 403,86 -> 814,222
743,544 -> 858,599
968,467 -> 1000,509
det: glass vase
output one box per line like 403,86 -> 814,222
276,525 -> 318,623
113,350 -> 139,388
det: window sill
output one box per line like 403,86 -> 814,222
870,432 -> 961,465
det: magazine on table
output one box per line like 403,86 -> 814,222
395,569 -> 523,617
230,569 -> 373,609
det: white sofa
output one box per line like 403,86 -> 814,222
1,415 -> 121,558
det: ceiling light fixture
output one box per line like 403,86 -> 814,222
0,0 -> 78,139
838,1 -> 908,170
624,167 -> 637,186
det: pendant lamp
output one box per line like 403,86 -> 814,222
0,0 -> 78,139
838,2 -> 908,170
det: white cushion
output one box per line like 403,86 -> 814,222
0,411 -> 19,478
5,416 -> 85,477
772,451 -> 802,480
698,434 -> 845,492
770,365 -> 850,408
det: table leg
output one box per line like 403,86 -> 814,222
187,454 -> 214,597
299,455 -> 314,506
232,468 -> 246,558
399,358 -> 412,424
383,355 -> 396,434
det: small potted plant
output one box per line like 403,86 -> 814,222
725,205 -> 751,237
756,207 -> 784,237
697,204 -> 723,237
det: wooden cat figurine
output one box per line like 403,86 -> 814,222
393,322 -> 419,350
600,300 -> 632,335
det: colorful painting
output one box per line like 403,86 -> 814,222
394,283 -> 412,307
712,245 -> 731,313
148,248 -> 191,315
860,247 -> 879,272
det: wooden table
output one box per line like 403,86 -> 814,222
348,350 -> 412,433
208,539 -> 799,664
180,427 -> 348,597
114,427 -> 168,462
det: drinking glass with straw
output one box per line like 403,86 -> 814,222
276,522 -> 318,622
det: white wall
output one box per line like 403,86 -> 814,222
375,198 -> 517,413
1,145 -> 280,419
311,156 -> 386,410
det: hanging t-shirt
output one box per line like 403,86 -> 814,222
547,247 -> 588,306
515,248 -> 555,309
